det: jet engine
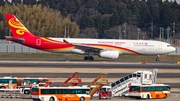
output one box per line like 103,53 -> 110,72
99,50 -> 119,59
72,49 -> 85,54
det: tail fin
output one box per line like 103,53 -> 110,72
4,14 -> 36,38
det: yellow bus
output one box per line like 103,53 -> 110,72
31,86 -> 91,101
128,84 -> 171,99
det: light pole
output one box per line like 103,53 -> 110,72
118,26 -> 122,39
55,21 -> 57,37
128,27 -> 130,39
137,28 -> 140,39
159,27 -> 162,41
123,22 -> 126,39
151,21 -> 153,39
166,26 -> 170,43
172,22 -> 175,39
64,25 -> 66,38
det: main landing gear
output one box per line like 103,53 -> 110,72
155,55 -> 160,61
84,56 -> 94,60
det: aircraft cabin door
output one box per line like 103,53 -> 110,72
126,42 -> 130,49
158,43 -> 162,49
36,39 -> 41,46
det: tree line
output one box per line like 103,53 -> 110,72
1,0 -> 180,40
0,2 -> 79,39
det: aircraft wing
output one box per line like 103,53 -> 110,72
63,39 -> 102,52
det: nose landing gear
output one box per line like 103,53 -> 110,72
155,55 -> 160,61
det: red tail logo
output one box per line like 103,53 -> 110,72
5,14 -> 35,38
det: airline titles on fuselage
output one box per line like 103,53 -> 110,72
98,41 -> 125,45
98,41 -> 149,46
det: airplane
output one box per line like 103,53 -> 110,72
4,14 -> 176,61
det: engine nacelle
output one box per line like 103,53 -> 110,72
99,51 -> 119,59
71,49 -> 85,54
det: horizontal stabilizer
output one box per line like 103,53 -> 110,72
5,36 -> 25,43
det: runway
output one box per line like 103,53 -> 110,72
0,60 -> 179,92
0,73 -> 179,78
0,60 -> 179,69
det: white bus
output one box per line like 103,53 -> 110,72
31,86 -> 90,101
128,84 -> 171,99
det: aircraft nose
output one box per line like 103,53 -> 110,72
172,47 -> 176,52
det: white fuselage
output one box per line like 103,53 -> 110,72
49,38 -> 176,55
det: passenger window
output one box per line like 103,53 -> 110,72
115,80 -> 120,85
120,79 -> 124,82
128,74 -> 132,78
149,74 -> 152,79
124,76 -> 129,80
111,83 -> 115,87
133,74 -> 137,77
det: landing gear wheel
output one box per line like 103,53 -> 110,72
89,56 -> 94,60
84,56 -> 89,60
156,55 -> 160,61
84,56 -> 94,60
156,58 -> 159,61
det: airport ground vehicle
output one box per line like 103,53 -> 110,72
60,72 -> 81,87
99,86 -> 112,99
31,86 -> 91,101
0,77 -> 49,89
0,78 -> 52,99
128,84 -> 171,99
86,73 -> 109,98
110,69 -> 158,97
88,85 -> 112,99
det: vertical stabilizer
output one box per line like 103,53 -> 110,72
4,14 -> 36,38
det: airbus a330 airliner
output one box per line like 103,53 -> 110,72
4,14 -> 176,61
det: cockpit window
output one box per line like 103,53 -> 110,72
167,45 -> 171,47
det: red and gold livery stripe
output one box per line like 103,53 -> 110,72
41,37 -> 65,44
87,44 -> 141,55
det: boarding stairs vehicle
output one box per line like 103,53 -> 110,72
87,73 -> 106,87
60,72 -> 81,87
110,69 -> 158,97
87,73 -> 109,98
